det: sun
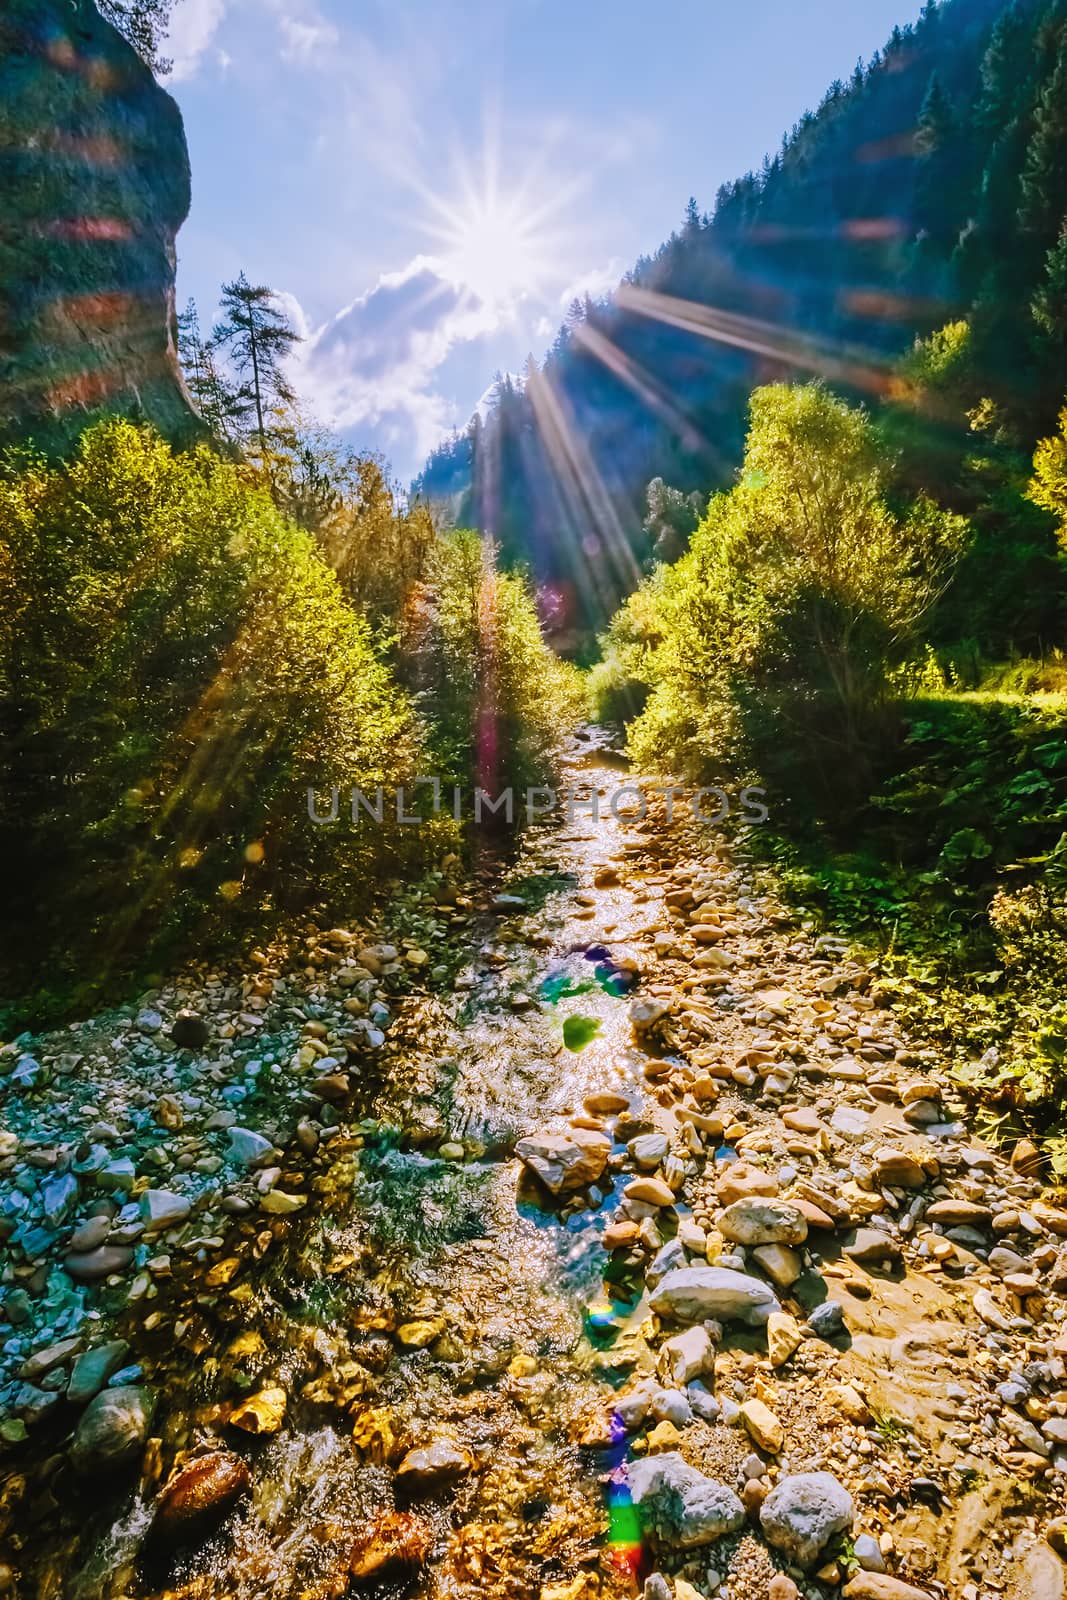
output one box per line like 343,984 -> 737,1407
441,196 -> 540,307
412,137 -> 575,311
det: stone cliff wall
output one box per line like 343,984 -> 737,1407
0,0 -> 206,453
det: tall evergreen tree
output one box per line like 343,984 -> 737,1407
176,298 -> 240,440
1018,31 -> 1067,254
212,273 -> 300,466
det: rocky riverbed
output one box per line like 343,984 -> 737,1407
2,738 -> 1067,1600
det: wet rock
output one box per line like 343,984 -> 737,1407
349,1512 -> 433,1581
649,1266 -> 780,1326
760,1472 -> 854,1569
630,999 -> 669,1032
643,1576 -> 672,1600
769,1580 -> 800,1600
585,1091 -> 631,1116
295,1118 -> 320,1156
68,1341 -> 130,1405
228,1386 -> 287,1434
70,1386 -> 155,1474
624,1176 -> 677,1207
150,1451 -> 251,1548
515,1129 -> 610,1195
719,1198 -> 808,1247
63,1245 -> 134,1282
19,1330 -> 75,1377
259,1189 -> 306,1214
629,1133 -> 669,1169
171,1011 -> 210,1049
604,1219 -> 640,1250
396,1438 -> 473,1494
627,1452 -> 745,1547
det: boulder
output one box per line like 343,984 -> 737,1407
150,1451 -> 251,1548
515,1129 -> 610,1195
844,1229 -> 903,1269
70,1386 -> 155,1475
751,1243 -> 803,1288
139,1190 -> 192,1231
842,1578 -> 934,1600
658,1326 -> 715,1385
760,1472 -> 854,1569
767,1311 -> 804,1367
872,1149 -> 925,1189
715,1163 -> 779,1207
227,1127 -> 274,1166
624,1176 -> 677,1207
719,1198 -> 807,1247
626,1452 -> 745,1547
63,1245 -> 134,1282
649,1267 -> 780,1327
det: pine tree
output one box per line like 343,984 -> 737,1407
977,2 -> 1035,135
176,298 -> 240,440
914,72 -> 965,257
1034,221 -> 1067,342
212,273 -> 301,465
1018,33 -> 1067,252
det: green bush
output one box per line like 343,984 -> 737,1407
0,421 -> 435,1023
620,383 -> 970,804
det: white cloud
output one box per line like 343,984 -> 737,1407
164,0 -> 227,82
262,0 -> 339,62
289,257 -> 504,466
558,257 -> 624,309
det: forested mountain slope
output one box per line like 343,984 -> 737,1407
414,0 -> 1067,631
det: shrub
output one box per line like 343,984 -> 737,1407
0,421 -> 432,1021
622,383 -> 970,802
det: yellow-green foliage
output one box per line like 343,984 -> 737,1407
1030,404 -> 1067,548
0,421 -> 430,1007
419,529 -> 584,796
613,383 -> 969,790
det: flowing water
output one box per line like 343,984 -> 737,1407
27,737 -> 671,1600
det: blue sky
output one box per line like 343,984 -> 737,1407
165,0 -> 921,482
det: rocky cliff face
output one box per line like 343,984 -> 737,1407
0,0 -> 205,453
